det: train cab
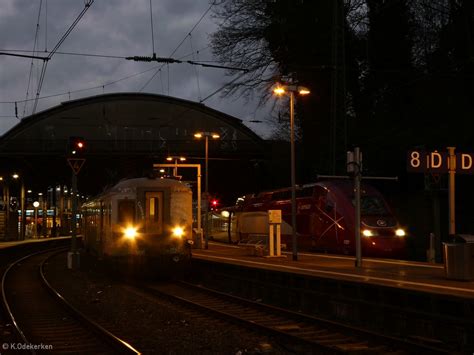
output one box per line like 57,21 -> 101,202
83,177 -> 193,269
304,180 -> 407,257
212,180 -> 407,259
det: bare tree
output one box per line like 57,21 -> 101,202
210,0 -> 279,101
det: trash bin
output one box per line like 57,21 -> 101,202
443,234 -> 474,281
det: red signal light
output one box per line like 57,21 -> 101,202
69,136 -> 86,155
210,199 -> 219,210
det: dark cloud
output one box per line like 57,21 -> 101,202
0,0 -> 273,137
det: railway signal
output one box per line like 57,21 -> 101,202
66,136 -> 87,270
69,136 -> 86,156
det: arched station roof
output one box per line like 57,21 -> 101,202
0,92 -> 265,158
0,93 -> 269,195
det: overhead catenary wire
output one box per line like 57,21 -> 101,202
189,34 -> 202,101
0,48 -> 227,61
128,54 -> 248,72
0,2 -> 244,120
23,0 -> 44,118
149,0 -> 156,56
0,64 -> 251,129
139,0 -> 217,92
0,47 -> 212,106
1,60 -> 255,135
32,0 -> 95,114
45,0 -> 48,51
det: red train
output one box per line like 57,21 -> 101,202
211,180 -> 407,258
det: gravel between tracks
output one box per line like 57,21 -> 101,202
44,251 -> 290,354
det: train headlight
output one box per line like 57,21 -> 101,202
395,228 -> 406,237
172,226 -> 184,239
123,226 -> 138,240
362,229 -> 373,237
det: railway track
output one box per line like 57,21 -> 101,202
141,281 -> 450,354
1,248 -> 140,354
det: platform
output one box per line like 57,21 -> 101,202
0,236 -> 73,250
191,242 -> 474,351
193,242 -> 473,298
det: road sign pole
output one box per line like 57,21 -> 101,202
447,147 -> 456,238
67,171 -> 80,270
66,157 -> 85,270
71,173 -> 77,252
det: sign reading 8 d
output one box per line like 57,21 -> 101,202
407,150 -> 474,174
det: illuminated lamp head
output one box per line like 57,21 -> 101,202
172,226 -> 184,239
123,226 -> 138,240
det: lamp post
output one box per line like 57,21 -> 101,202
273,83 -> 310,261
194,131 -> 220,249
12,173 -> 26,241
38,192 -> 46,238
33,201 -> 40,238
0,176 -> 7,240
166,156 -> 186,177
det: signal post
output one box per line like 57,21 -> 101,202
319,147 -> 397,268
347,147 -> 362,267
67,137 -> 86,270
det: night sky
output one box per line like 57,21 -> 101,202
0,0 -> 272,136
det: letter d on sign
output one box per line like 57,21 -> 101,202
462,154 -> 473,170
430,152 -> 443,169
456,152 -> 474,174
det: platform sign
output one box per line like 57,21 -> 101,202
268,210 -> 282,224
407,150 -> 474,174
407,151 -> 448,173
408,147 -> 471,239
67,158 -> 86,175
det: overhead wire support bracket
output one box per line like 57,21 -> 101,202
187,60 -> 249,72
126,53 -> 248,72
0,52 -> 50,61
126,54 -> 181,63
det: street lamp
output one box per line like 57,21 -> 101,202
194,131 -> 220,249
273,83 -> 310,261
166,156 -> 186,177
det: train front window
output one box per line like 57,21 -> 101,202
118,200 -> 135,224
149,197 -> 159,222
146,192 -> 163,234
355,196 -> 388,215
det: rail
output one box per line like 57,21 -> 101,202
1,248 -> 141,354
138,280 -> 449,354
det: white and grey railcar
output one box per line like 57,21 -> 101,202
83,177 -> 192,266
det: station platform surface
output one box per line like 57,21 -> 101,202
0,236 -> 72,250
192,242 -> 474,299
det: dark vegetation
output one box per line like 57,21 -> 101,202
210,0 -> 474,255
